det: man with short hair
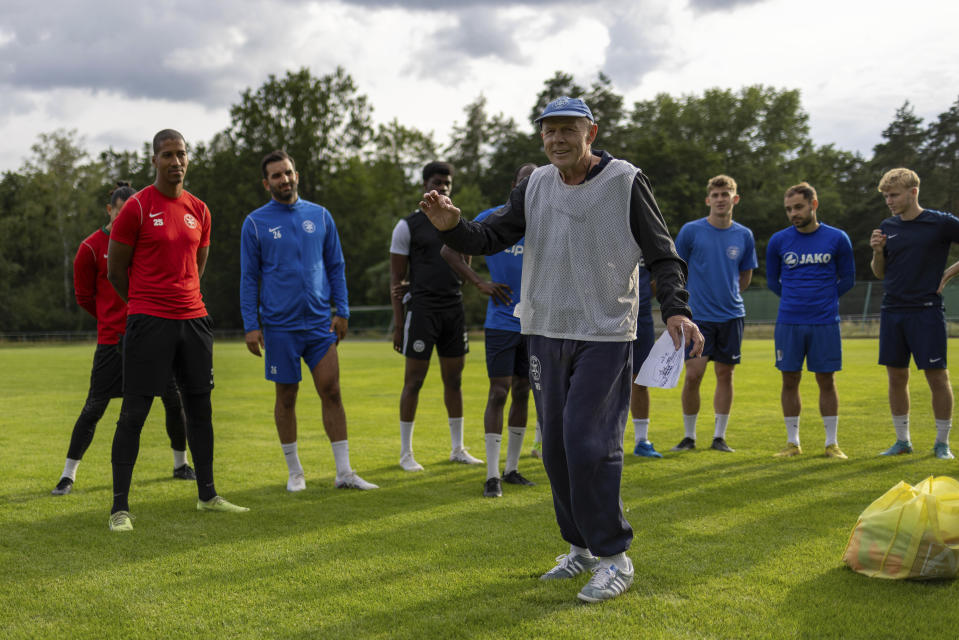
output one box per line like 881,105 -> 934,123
52,182 -> 195,496
672,175 -> 757,453
419,97 -> 703,603
389,161 -> 481,471
440,162 -> 538,498
106,129 -> 247,532
240,150 -> 377,492
767,182 -> 855,458
870,167 -> 959,459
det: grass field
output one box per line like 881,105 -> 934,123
2,337 -> 959,639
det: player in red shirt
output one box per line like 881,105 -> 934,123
51,183 -> 195,496
106,130 -> 247,531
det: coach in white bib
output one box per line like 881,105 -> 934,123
420,97 -> 703,603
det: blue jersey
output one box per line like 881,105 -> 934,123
475,205 -> 523,332
766,223 -> 855,324
880,209 -> 959,311
675,218 -> 757,322
240,198 -> 349,332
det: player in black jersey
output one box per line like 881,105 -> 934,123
389,162 -> 482,471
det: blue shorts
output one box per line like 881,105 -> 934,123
631,314 -> 655,376
774,323 -> 842,372
485,329 -> 529,379
879,308 -> 948,369
264,327 -> 337,384
685,317 -> 744,365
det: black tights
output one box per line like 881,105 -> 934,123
111,391 -> 215,513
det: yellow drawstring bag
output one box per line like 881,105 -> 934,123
843,476 -> 959,579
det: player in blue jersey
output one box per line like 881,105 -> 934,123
672,175 -> 757,453
441,163 -> 539,497
240,150 -> 378,491
631,265 -> 661,458
767,182 -> 855,458
870,168 -> 959,459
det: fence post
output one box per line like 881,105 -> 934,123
861,281 -> 872,324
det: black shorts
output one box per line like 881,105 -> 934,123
401,305 -> 469,360
685,317 -> 744,365
485,329 -> 529,378
123,314 -> 214,396
88,342 -> 124,400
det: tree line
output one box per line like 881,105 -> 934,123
2,67 -> 958,334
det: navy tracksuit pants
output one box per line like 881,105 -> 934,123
528,335 -> 633,557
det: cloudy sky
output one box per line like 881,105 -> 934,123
1,0 -> 956,173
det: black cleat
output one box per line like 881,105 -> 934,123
670,437 -> 696,452
51,477 -> 74,496
173,464 -> 197,480
711,437 -> 735,452
502,470 -> 535,486
483,477 -> 503,498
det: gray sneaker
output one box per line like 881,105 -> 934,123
540,553 -> 599,580
577,557 -> 634,603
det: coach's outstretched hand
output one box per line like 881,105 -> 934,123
666,315 -> 704,357
419,190 -> 461,231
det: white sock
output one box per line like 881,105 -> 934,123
400,421 -> 414,456
935,419 -> 951,445
633,418 -> 650,443
282,441 -> 303,475
714,414 -> 729,439
172,449 -> 187,468
570,544 -> 592,558
62,458 -> 80,481
533,420 -> 542,445
893,414 -> 910,442
784,416 -> 800,446
823,416 -> 838,447
600,552 -> 629,569
505,426 -> 525,473
331,440 -> 351,477
485,433 -> 501,480
449,417 -> 465,452
683,414 -> 697,440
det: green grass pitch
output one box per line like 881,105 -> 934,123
1,337 -> 958,639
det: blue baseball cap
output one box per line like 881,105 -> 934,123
534,97 -> 594,123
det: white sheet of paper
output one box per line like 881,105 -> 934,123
634,327 -> 684,389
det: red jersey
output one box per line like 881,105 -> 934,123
74,227 -> 127,344
111,185 -> 211,319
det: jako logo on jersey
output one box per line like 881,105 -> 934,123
783,252 -> 831,268
529,355 -> 541,382
269,226 -> 282,239
183,213 -> 198,229
726,246 -> 741,260
302,220 -> 316,233
502,245 -> 524,256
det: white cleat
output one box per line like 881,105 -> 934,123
287,472 -> 306,492
399,452 -> 424,472
335,471 -> 380,490
450,447 -> 483,465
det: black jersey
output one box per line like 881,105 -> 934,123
405,209 -> 463,311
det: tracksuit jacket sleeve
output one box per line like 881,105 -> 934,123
239,217 -> 262,333
74,242 -> 98,318
628,173 -> 692,322
440,180 -> 529,255
323,212 -> 350,319
766,235 -> 783,297
836,232 -> 856,297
